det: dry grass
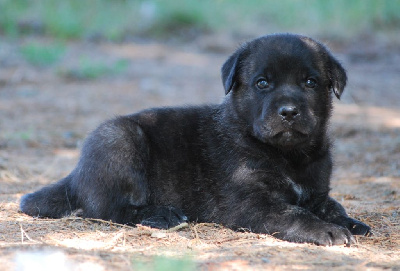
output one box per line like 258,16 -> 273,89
1,196 -> 399,270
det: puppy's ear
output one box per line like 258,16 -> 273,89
328,57 -> 347,100
221,47 -> 245,95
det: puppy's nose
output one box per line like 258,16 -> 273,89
278,105 -> 299,121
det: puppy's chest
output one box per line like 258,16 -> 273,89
280,164 -> 315,205
284,176 -> 310,205
231,161 -> 312,205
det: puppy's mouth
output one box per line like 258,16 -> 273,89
275,130 -> 305,138
272,129 -> 309,145
253,123 -> 311,149
252,115 -> 318,149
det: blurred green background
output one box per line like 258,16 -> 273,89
1,0 -> 399,41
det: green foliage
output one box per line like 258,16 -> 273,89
143,0 -> 216,37
0,0 -> 29,37
40,0 -> 140,40
20,42 -> 65,66
13,130 -> 33,141
60,58 -> 129,80
0,0 -> 399,40
133,256 -> 196,271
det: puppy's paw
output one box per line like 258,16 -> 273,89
304,223 -> 355,246
347,218 -> 372,236
138,205 -> 188,229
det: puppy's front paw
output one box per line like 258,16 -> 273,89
304,223 -> 355,246
347,218 -> 372,236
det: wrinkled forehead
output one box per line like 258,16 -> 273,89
241,35 -> 327,78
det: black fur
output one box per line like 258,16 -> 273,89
20,34 -> 371,246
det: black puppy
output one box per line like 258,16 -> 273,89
20,33 -> 371,246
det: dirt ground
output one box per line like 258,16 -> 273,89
0,35 -> 399,270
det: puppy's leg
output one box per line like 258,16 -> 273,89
258,205 -> 355,246
72,117 -> 189,229
310,197 -> 372,236
74,117 -> 151,225
219,191 -> 355,246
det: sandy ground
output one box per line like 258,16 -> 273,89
0,35 -> 399,270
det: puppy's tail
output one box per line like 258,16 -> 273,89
20,175 -> 77,218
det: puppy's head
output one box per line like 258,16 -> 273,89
221,33 -> 347,150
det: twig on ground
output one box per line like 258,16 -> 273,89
19,224 -> 42,244
166,222 -> 189,233
63,216 -> 133,229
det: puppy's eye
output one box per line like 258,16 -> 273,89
256,79 -> 269,89
305,78 -> 317,88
